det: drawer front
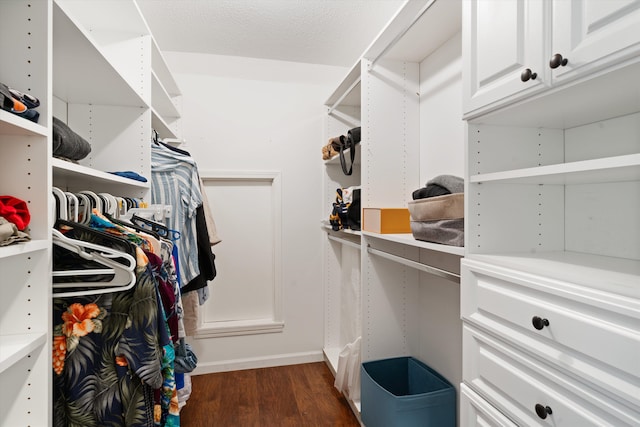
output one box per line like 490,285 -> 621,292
461,259 -> 640,408
461,383 -> 517,427
463,324 -> 640,427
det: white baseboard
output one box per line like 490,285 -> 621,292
191,350 -> 325,375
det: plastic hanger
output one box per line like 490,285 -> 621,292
76,193 -> 92,224
52,187 -> 68,221
79,190 -> 103,214
130,213 -> 170,239
52,228 -> 137,298
65,192 -> 79,222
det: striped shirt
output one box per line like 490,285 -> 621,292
151,143 -> 203,286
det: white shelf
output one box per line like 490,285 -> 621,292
152,108 -> 178,140
325,60 -> 361,109
54,0 -> 149,35
363,0 -> 461,64
152,71 -> 180,119
0,110 -> 48,136
53,3 -> 146,108
324,146 -> 361,166
362,231 -> 465,256
0,240 -> 49,260
53,157 -> 150,192
470,154 -> 640,185
0,333 -> 47,374
151,41 -> 181,97
469,251 -> 640,299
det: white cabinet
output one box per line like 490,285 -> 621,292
463,0 -> 640,117
551,0 -> 640,82
461,1 -> 640,425
462,260 -> 640,425
0,1 -> 181,424
463,0 -> 546,114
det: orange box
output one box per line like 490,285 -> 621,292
362,208 -> 411,234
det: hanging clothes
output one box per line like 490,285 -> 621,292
150,143 -> 203,287
52,211 -> 191,427
52,220 -> 163,427
150,142 -> 218,336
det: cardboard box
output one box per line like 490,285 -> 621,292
362,208 -> 411,234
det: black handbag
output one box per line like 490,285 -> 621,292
339,127 -> 361,176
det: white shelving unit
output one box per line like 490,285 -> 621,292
0,1 -> 182,424
322,58 -> 363,378
0,1 -> 52,424
322,0 -> 465,420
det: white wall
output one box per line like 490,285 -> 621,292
164,51 -> 348,373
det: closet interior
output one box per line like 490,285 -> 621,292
2,0 -> 639,425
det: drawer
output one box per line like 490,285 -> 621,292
461,259 -> 640,409
463,324 -> 640,426
460,383 -> 517,427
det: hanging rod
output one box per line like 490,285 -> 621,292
368,0 -> 437,69
367,246 -> 460,284
328,234 -> 361,250
327,76 -> 361,116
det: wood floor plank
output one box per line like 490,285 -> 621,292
180,362 -> 361,426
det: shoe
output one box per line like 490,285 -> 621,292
9,88 -> 40,109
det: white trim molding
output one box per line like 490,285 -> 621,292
199,170 -> 283,338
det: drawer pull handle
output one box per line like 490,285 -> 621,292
520,68 -> 537,82
549,53 -> 568,69
532,316 -> 549,330
535,403 -> 553,419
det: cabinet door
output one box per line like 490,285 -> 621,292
552,0 -> 640,82
463,0 -> 546,115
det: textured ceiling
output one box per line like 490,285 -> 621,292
136,0 -> 405,67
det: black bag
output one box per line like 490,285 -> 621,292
339,127 -> 361,176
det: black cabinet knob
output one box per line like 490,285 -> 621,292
535,403 -> 553,419
521,68 -> 537,82
550,53 -> 568,69
532,316 -> 549,330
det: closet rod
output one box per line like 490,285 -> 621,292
368,0 -> 437,69
367,246 -> 460,284
327,76 -> 361,116
328,234 -> 361,250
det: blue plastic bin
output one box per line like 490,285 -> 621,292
361,356 -> 456,427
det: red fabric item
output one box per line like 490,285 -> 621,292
0,196 -> 31,231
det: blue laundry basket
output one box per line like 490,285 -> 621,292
361,356 -> 456,427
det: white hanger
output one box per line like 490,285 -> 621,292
52,187 -> 68,221
76,193 -> 92,224
79,190 -> 103,214
99,193 -> 119,217
65,192 -> 79,222
52,229 -> 137,298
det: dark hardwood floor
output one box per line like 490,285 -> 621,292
180,362 -> 361,427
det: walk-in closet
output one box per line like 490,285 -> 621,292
1,0 -> 638,426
